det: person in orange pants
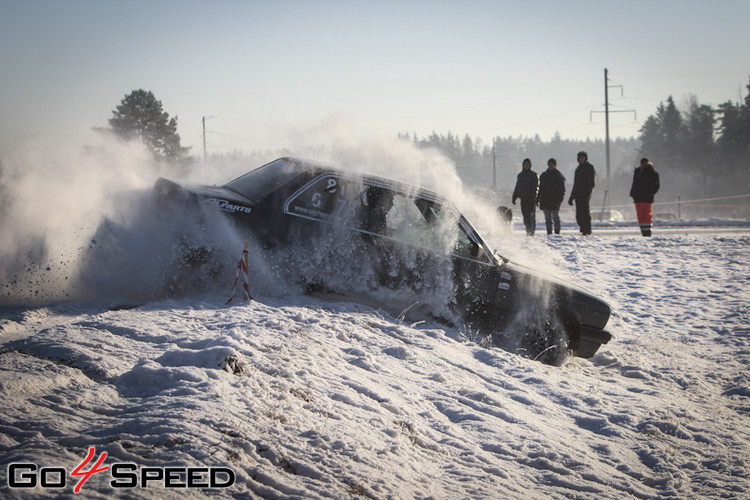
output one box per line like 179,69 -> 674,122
629,158 -> 660,236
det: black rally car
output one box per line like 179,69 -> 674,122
154,157 -> 612,364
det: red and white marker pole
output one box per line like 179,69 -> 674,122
226,240 -> 253,304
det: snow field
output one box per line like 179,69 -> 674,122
1,232 -> 748,498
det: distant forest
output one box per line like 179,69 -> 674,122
88,84 -> 750,220
398,131 -> 638,210
400,82 -> 750,218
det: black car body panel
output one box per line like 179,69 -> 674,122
154,157 -> 612,363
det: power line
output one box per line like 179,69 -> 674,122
478,103 -> 600,135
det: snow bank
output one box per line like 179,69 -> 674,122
1,233 -> 748,498
1,137 -> 748,497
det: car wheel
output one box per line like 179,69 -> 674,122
518,313 -> 570,366
181,244 -> 214,267
158,241 -> 223,297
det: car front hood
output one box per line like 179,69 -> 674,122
502,260 -> 611,330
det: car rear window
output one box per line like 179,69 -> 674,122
285,175 -> 363,221
224,158 -> 301,201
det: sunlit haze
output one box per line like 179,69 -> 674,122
1,0 -> 748,155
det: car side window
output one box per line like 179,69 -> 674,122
417,199 -> 489,262
357,186 -> 395,234
285,175 -> 359,221
386,195 -> 452,250
384,195 -> 427,238
356,188 -> 435,243
286,177 -> 490,263
358,191 -> 487,262
454,222 -> 485,261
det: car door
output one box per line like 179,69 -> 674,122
282,174 -> 501,324
355,188 -> 502,322
446,213 -> 503,326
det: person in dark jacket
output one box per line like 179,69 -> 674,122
537,158 -> 566,235
568,151 -> 596,235
629,158 -> 660,236
512,158 -> 539,235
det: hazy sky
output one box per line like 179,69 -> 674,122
1,0 -> 748,156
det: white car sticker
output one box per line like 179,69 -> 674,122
204,198 -> 252,214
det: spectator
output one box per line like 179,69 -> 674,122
568,151 -> 595,235
629,158 -> 660,236
537,158 -> 566,235
512,159 -> 539,235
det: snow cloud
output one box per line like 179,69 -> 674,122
0,136 -> 179,304
0,121 -> 541,319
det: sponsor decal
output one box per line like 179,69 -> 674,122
7,447 -> 235,493
203,198 -> 252,214
498,282 -> 511,290
292,205 -> 329,220
500,272 -> 513,281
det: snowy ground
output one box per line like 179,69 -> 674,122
1,223 -> 748,499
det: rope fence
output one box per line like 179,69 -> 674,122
594,193 -> 750,211
555,193 -> 750,221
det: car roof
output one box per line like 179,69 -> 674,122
274,157 -> 448,204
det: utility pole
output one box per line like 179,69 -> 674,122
604,68 -> 611,204
590,68 -> 635,211
202,116 -> 215,161
492,141 -> 497,190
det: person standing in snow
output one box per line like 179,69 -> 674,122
512,158 -> 539,236
629,158 -> 660,236
537,158 -> 566,235
568,151 -> 596,235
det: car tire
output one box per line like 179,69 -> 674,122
518,314 -> 570,366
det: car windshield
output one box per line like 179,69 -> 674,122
224,159 -> 301,202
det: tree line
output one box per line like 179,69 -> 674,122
401,79 -> 750,216
101,84 -> 750,217
639,90 -> 750,181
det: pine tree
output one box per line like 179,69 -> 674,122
716,100 -> 742,162
681,96 -> 715,175
741,78 -> 750,157
716,95 -> 750,170
638,115 -> 661,159
638,96 -> 684,171
108,89 -> 191,162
